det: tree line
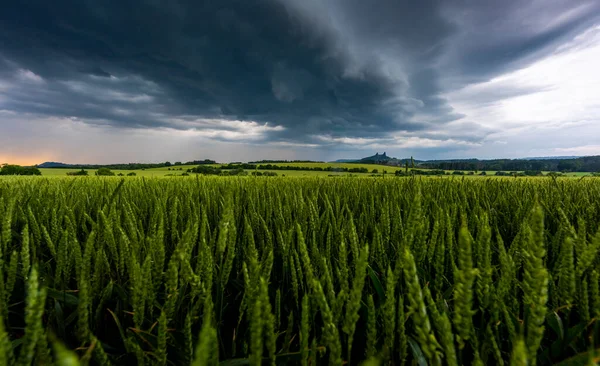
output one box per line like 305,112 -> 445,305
0,164 -> 41,175
417,156 -> 600,172
248,160 -> 324,164
40,159 -> 217,170
188,166 -> 279,176
218,163 -> 370,173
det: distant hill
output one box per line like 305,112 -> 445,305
37,160 -> 216,170
35,155 -> 600,173
354,152 -> 418,167
37,162 -> 71,168
518,156 -> 581,160
418,156 -> 600,172
333,153 -> 600,173
331,159 -> 360,163
360,152 -> 392,163
249,160 -> 324,164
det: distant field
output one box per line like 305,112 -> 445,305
38,168 -> 380,178
39,166 -> 193,177
38,165 -> 596,178
39,168 -> 164,177
248,161 -> 397,171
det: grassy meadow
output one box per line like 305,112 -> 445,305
38,163 -> 595,178
38,167 -> 191,177
246,162 -> 397,171
0,176 -> 599,365
38,167 -> 354,178
38,162 -> 397,178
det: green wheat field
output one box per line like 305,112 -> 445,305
1,176 -> 599,365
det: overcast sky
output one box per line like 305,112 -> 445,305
1,0 -> 600,164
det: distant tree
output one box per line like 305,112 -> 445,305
127,172 -> 137,176
66,169 -> 88,176
410,156 -> 415,168
174,162 -> 182,166
348,167 -> 368,173
164,161 -> 172,167
95,168 -> 115,176
228,168 -> 247,176
190,166 -> 221,175
557,160 -> 576,172
0,164 -> 41,175
530,161 -> 544,171
187,159 -> 217,165
523,170 -> 543,176
371,169 -> 378,174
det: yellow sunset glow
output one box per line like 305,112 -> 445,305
0,154 -> 51,166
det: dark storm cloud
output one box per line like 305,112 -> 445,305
1,0 -> 599,145
440,0 -> 600,86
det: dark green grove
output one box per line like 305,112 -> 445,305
0,176 -> 599,365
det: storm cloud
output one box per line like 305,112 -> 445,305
1,0 -> 600,161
